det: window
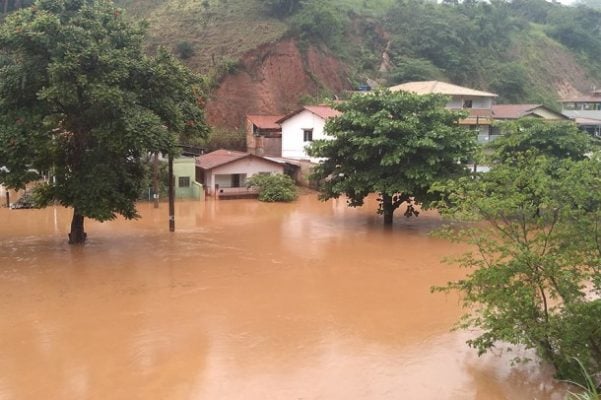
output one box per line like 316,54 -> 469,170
303,128 -> 313,142
463,99 -> 473,109
178,176 -> 190,188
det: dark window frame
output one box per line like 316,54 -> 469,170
303,128 -> 313,142
178,176 -> 191,188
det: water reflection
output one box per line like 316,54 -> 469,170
0,195 -> 565,399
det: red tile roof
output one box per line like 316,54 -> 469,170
196,149 -> 287,170
247,114 -> 284,130
276,105 -> 341,124
196,149 -> 248,170
492,104 -> 542,119
304,105 -> 342,120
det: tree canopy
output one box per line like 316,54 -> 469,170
0,0 -> 209,243
308,90 -> 477,224
487,118 -> 595,164
434,120 -> 601,383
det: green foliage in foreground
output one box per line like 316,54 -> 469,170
488,118 -> 596,164
433,120 -> 601,384
247,173 -> 297,202
308,90 -> 477,225
0,0 -> 209,243
566,359 -> 601,400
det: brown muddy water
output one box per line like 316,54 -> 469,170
0,194 -> 566,400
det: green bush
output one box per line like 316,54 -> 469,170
387,56 -> 445,85
290,0 -> 345,48
247,173 -> 297,202
176,41 -> 195,60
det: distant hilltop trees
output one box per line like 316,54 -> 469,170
1,0 -> 32,15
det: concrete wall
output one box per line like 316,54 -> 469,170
205,156 -> 284,195
255,136 -> 282,157
281,110 -> 329,162
246,119 -> 282,157
192,181 -> 204,201
246,119 -> 258,154
447,96 -> 493,109
173,157 -> 202,200
532,108 -> 567,119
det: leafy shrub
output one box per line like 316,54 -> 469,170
566,358 -> 601,400
290,0 -> 345,48
247,173 -> 297,202
202,128 -> 246,152
489,62 -> 529,103
220,58 -> 239,74
176,41 -> 195,60
387,56 -> 444,85
264,0 -> 301,17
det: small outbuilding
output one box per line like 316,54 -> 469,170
491,104 -> 568,121
196,149 -> 287,197
246,114 -> 284,157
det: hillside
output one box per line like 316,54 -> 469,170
4,0 -> 601,133
116,0 -> 601,132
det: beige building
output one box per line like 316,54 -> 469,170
489,103 -> 569,139
560,90 -> 601,136
491,104 -> 567,121
389,80 -> 498,141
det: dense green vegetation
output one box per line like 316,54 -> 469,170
260,0 -> 601,104
4,0 -> 601,107
434,119 -> 601,385
308,90 -> 476,224
0,0 -> 208,243
247,173 -> 297,202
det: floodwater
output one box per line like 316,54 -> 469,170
0,194 -> 566,400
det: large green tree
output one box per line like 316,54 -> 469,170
488,118 -> 595,164
434,121 -> 601,383
308,90 -> 477,225
0,0 -> 209,244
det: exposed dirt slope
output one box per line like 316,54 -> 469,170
206,39 -> 351,129
510,31 -> 599,103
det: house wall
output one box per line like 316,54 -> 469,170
447,96 -> 493,109
246,119 -> 257,154
173,157 -> 203,200
255,136 -> 282,157
281,110 -> 328,162
246,120 -> 282,157
531,108 -> 567,119
205,157 -> 284,195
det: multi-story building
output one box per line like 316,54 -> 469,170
389,80 -> 497,142
560,90 -> 601,136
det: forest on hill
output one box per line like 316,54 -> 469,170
260,0 -> 601,105
3,0 -> 601,130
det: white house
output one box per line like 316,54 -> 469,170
196,149 -> 287,197
389,80 -> 497,142
277,105 -> 341,163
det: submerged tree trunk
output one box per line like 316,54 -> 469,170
382,193 -> 394,225
69,209 -> 87,244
